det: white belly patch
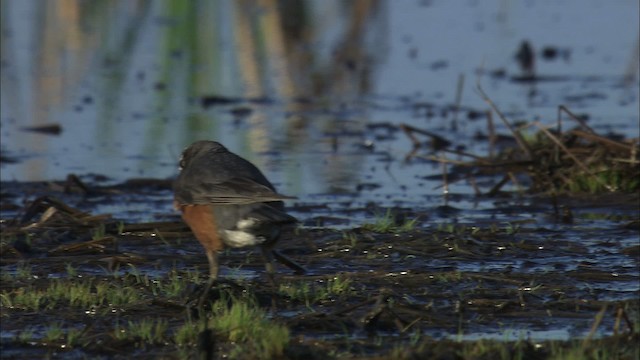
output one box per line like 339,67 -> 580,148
221,218 -> 265,248
222,230 -> 265,247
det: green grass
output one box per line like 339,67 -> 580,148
43,322 -> 64,344
114,318 -> 169,344
1,273 -> 637,360
430,271 -> 464,283
16,328 -> 35,343
158,270 -> 189,297
4,271 -> 289,358
1,231 -> 637,359
386,335 -> 639,360
1,264 -> 207,314
279,281 -> 314,305
173,322 -> 200,347
279,275 -> 353,306
436,223 -> 476,235
342,231 -> 359,247
65,263 -> 78,277
1,287 -> 44,310
74,286 -> 287,358
211,299 -> 289,359
0,265 -> 207,313
1,277 -> 142,312
437,223 -> 459,234
175,296 -> 290,359
503,222 -> 520,235
362,209 -> 418,233
565,168 -> 639,194
65,327 -> 85,347
91,223 -> 107,241
13,322 -> 87,348
139,268 -> 195,298
15,263 -> 34,280
117,221 -> 125,234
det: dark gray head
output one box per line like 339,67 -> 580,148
178,141 -> 228,170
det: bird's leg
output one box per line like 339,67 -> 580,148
260,245 -> 279,309
206,249 -> 220,281
261,245 -> 277,288
198,249 -> 220,310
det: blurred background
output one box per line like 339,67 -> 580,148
1,0 -> 638,208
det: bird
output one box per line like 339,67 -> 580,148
173,140 -> 303,299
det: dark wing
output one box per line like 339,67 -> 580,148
212,201 -> 297,231
175,176 -> 296,205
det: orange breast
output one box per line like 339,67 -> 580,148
179,204 -> 224,253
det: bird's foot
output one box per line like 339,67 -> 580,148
272,250 -> 306,275
184,278 -> 246,315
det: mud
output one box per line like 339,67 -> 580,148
1,181 -> 638,358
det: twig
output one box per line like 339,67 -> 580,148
400,124 -> 451,150
417,155 -> 474,166
417,154 -> 532,169
486,110 -> 496,158
452,74 -> 465,131
400,123 -> 423,148
583,305 -> 607,347
442,158 -> 449,196
442,148 -> 493,163
619,304 -> 635,334
507,172 -> 523,193
614,306 -> 622,336
533,122 -> 613,191
468,175 -> 481,196
559,105 -> 595,134
476,82 -> 532,157
570,129 -> 634,153
487,175 -> 510,196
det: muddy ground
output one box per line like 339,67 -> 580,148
1,180 -> 638,359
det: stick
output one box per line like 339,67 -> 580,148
476,82 -> 532,157
534,122 -> 613,191
452,74 -> 465,131
583,305 -> 607,347
559,105 -> 595,134
487,110 -> 496,159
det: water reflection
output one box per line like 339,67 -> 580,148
1,0 -> 638,208
1,0 -> 387,194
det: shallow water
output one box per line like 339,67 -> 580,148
1,0 -> 638,212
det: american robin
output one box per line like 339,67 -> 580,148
173,140 -> 302,293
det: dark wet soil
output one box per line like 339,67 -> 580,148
1,180 -> 638,359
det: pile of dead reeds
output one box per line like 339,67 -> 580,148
520,115 -> 639,194
405,100 -> 639,195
